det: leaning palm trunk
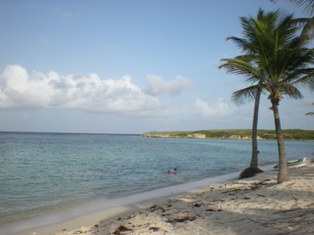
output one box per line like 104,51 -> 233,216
239,88 -> 263,179
271,101 -> 289,183
250,88 -> 261,169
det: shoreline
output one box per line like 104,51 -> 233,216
4,164 -> 314,235
1,171 -> 244,235
52,164 -> 314,234
0,166 -> 275,235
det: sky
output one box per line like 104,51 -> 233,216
0,0 -> 313,134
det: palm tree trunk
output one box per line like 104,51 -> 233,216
250,88 -> 261,169
271,101 -> 289,183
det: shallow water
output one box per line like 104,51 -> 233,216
0,132 -> 313,224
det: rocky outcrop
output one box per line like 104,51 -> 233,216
143,133 -> 207,139
187,133 -> 206,139
143,133 -> 171,138
227,135 -> 263,140
143,133 -> 263,140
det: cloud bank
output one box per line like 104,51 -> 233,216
0,65 -> 236,123
0,65 -> 163,115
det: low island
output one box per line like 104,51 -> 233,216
143,129 -> 314,140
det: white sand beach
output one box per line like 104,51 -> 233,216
5,163 -> 311,235
20,163 -> 312,235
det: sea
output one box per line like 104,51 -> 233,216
0,132 -> 313,233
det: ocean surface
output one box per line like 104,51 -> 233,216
0,132 -> 313,227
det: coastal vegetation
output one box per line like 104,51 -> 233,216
143,129 -> 314,140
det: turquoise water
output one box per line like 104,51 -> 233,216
0,132 -> 313,225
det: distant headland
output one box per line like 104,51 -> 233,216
143,129 -> 314,140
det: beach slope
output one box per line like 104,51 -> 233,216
55,164 -> 314,235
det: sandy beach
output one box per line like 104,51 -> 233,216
25,163 -> 311,235
5,163 -> 310,235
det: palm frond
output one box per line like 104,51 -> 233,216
220,62 -> 261,84
288,17 -> 314,47
291,70 -> 314,90
289,0 -> 314,16
281,83 -> 304,99
300,17 -> 314,44
232,86 -> 260,105
226,36 -> 252,53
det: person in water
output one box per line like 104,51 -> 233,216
166,168 -> 177,174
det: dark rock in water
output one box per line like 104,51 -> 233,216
239,167 -> 263,179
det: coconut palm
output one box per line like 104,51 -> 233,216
220,9 -> 314,183
263,12 -> 314,182
219,11 -> 280,178
220,55 -> 264,178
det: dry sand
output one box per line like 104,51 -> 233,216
28,164 -> 314,235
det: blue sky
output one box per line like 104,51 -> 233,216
0,0 -> 313,134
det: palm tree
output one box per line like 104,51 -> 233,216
220,9 -> 314,183
219,11 -> 279,179
220,56 -> 264,178
264,12 -> 314,182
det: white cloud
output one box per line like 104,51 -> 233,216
145,74 -> 190,96
193,98 -> 233,118
0,65 -> 162,115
